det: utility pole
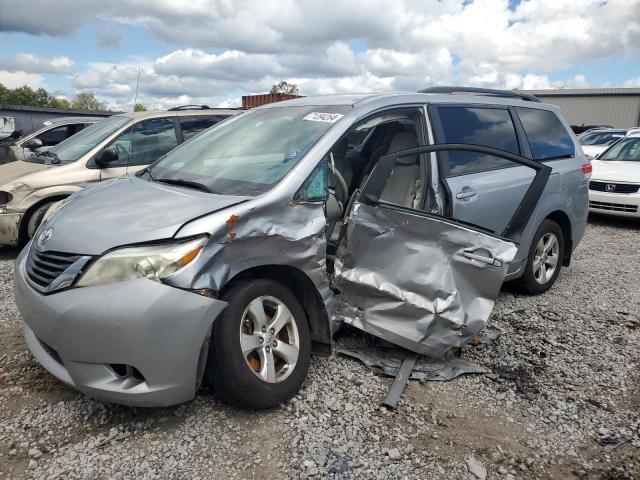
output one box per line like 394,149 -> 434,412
133,68 -> 141,111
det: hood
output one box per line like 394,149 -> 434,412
0,159 -> 49,186
591,160 -> 640,183
581,145 -> 609,158
41,176 -> 250,255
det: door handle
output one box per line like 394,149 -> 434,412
462,250 -> 502,267
456,189 -> 477,200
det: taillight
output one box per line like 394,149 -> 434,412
581,159 -> 592,176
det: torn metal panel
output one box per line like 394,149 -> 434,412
333,202 -> 518,358
338,345 -> 489,381
175,200 -> 330,298
173,198 -> 334,346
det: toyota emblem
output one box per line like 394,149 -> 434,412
38,227 -> 53,247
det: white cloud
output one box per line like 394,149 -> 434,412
3,0 -> 638,107
624,77 -> 640,87
0,53 -> 74,74
0,70 -> 44,89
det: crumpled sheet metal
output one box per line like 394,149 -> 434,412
175,199 -> 331,303
333,203 -> 517,358
337,345 -> 488,381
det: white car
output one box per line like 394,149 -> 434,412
589,134 -> 640,217
579,128 -> 640,160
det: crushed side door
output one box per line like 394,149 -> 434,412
333,143 -> 551,358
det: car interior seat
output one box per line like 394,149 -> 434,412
379,131 -> 421,208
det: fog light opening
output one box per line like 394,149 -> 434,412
108,364 -> 146,387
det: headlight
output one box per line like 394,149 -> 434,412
76,236 -> 208,287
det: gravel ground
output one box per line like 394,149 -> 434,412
1,214 -> 639,479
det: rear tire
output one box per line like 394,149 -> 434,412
206,278 -> 311,409
515,219 -> 565,295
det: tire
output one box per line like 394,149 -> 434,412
206,278 -> 311,409
516,219 -> 565,295
25,202 -> 55,240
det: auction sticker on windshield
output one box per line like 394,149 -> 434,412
303,112 -> 344,123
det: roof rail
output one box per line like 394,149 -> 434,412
418,86 -> 541,103
167,104 -> 211,111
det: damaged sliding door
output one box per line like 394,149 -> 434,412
333,144 -> 551,358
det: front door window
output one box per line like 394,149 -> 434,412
103,118 -> 178,167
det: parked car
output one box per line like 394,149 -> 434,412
578,128 -> 640,159
588,133 -> 640,217
0,116 -> 103,165
0,107 -> 239,245
571,124 -> 613,135
15,88 -> 588,409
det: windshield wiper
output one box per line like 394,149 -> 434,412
138,166 -> 156,181
154,177 -> 216,193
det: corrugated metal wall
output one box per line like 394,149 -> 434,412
0,105 -> 114,132
522,89 -> 640,128
537,96 -> 640,128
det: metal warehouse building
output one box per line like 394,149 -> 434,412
0,104 -> 115,132
521,88 -> 640,129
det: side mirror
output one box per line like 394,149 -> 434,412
23,138 -> 43,151
95,148 -> 118,167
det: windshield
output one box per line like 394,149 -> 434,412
149,105 -> 349,196
579,131 -> 625,146
599,137 -> 640,162
46,115 -> 131,163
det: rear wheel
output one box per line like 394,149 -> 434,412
516,219 -> 564,295
206,278 -> 311,409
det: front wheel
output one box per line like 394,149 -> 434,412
516,219 -> 565,295
206,278 -> 311,409
25,202 -> 55,240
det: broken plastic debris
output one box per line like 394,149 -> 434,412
337,345 -> 488,382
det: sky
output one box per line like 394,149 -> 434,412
0,0 -> 639,111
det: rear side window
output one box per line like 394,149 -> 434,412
515,107 -> 575,160
437,107 -> 519,176
180,115 -> 226,140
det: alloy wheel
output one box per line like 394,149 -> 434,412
533,232 -> 560,284
239,296 -> 300,383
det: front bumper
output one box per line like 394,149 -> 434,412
588,190 -> 640,218
0,210 -> 23,245
15,249 -> 228,407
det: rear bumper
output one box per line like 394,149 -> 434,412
15,248 -> 228,407
588,190 -> 640,218
0,210 -> 22,245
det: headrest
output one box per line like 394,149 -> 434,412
387,131 -> 418,165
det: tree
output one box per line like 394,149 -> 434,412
50,97 -> 71,109
72,92 -> 105,111
133,103 -> 147,112
270,81 -> 299,95
0,83 -> 10,105
6,85 -> 40,106
0,82 -> 108,111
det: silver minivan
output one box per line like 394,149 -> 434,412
15,89 -> 589,408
